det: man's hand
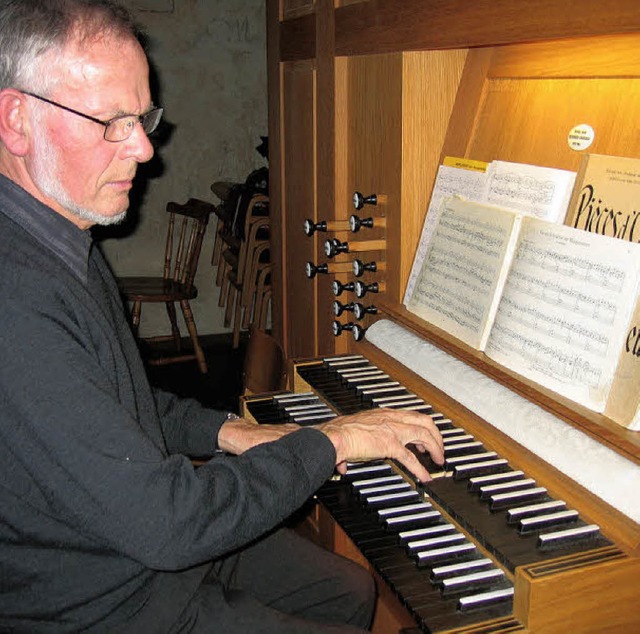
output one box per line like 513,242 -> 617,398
315,409 -> 444,482
217,418 -> 301,455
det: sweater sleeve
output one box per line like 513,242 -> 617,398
152,387 -> 226,458
0,269 -> 337,572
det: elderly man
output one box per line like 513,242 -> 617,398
0,1 -> 443,632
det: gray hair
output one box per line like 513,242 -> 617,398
0,0 -> 141,93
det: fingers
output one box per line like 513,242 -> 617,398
378,408 -> 445,465
392,444 -> 431,483
316,408 -> 444,481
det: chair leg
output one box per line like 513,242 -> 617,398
218,269 -> 230,307
232,290 -> 244,349
165,302 -> 182,351
179,299 -> 208,374
258,290 -> 271,329
216,257 -> 226,288
211,218 -> 224,267
131,301 -> 142,335
224,284 -> 235,328
241,289 -> 256,329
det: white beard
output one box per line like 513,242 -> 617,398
30,122 -> 128,227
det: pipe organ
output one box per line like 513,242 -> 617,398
267,1 -> 640,631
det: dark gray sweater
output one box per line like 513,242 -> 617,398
0,175 -> 336,632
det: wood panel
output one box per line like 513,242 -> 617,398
280,14 -> 315,61
282,0 -> 314,20
334,0 -> 640,57
315,0 -> 342,356
345,53 -> 402,316
516,553 -> 640,632
399,50 -> 467,300
282,60 -> 318,358
469,77 -> 640,168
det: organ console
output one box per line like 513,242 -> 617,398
268,2 -> 640,632
242,333 -> 640,632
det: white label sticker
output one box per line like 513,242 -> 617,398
568,124 -> 595,151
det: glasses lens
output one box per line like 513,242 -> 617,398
103,108 -> 163,142
104,116 -> 136,142
142,108 -> 163,135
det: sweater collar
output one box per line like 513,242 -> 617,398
0,173 -> 93,283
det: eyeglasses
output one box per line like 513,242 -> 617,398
22,91 -> 163,143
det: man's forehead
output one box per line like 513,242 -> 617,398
49,33 -> 149,98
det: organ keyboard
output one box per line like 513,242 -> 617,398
242,347 -> 640,633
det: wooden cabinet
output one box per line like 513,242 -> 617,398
268,0 -> 640,463
268,6 -> 640,632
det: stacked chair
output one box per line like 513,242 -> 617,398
211,182 -> 271,348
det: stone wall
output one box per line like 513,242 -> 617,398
100,0 -> 267,337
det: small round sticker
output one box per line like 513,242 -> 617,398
568,124 -> 595,151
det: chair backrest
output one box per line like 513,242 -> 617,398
242,326 -> 287,395
163,198 -> 214,289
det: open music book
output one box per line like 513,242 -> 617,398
406,196 -> 640,413
404,159 -> 576,303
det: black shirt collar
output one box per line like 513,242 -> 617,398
0,173 -> 92,283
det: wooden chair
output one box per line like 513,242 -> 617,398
226,216 -> 270,347
117,198 -> 214,374
211,186 -> 268,297
210,181 -> 237,272
216,194 -> 270,347
241,326 -> 287,396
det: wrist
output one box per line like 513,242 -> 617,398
215,412 -> 241,451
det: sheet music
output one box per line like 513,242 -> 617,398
404,161 -> 575,305
485,218 -> 640,411
482,160 -> 576,223
407,198 -> 519,349
403,165 -> 487,304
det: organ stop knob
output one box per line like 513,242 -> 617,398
354,280 -> 381,298
332,280 -> 355,296
333,300 -> 355,317
353,302 -> 378,320
305,262 -> 328,278
353,192 -> 379,210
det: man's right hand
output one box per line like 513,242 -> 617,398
315,408 -> 444,483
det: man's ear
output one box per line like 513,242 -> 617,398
0,89 -> 32,157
